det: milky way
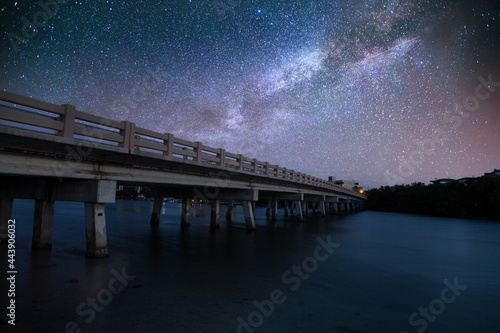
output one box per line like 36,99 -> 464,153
1,0 -> 499,187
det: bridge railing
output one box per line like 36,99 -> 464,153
0,91 -> 365,198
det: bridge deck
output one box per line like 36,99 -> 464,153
0,91 -> 366,257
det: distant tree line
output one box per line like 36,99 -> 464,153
367,175 -> 500,219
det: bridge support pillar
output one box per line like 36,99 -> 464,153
303,201 -> 308,216
271,199 -> 278,221
211,200 -> 220,229
32,200 -> 55,249
266,200 -> 271,217
181,197 -> 191,227
226,200 -> 234,221
333,203 -> 338,215
295,201 -> 303,221
0,198 -> 13,243
319,201 -> 326,217
284,201 -> 289,217
84,203 -> 109,257
150,197 -> 163,225
346,201 -> 351,213
338,203 -> 344,214
242,201 -> 256,231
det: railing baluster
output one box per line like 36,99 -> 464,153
195,142 -> 202,162
219,149 -> 225,167
58,104 -> 76,138
238,154 -> 243,170
120,121 -> 136,150
164,133 -> 174,157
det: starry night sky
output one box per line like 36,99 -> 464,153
1,0 -> 499,188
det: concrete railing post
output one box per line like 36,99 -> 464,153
58,104 -> 76,138
195,142 -> 202,163
120,121 -> 136,150
238,154 -> 243,170
164,133 -> 174,157
219,149 -> 226,167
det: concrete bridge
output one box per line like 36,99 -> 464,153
0,91 -> 366,257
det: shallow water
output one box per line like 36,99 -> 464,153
1,199 -> 499,332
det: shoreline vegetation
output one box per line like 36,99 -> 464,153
367,174 -> 500,220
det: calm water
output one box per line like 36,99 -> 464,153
1,199 -> 499,333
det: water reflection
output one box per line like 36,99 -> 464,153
2,199 -> 499,332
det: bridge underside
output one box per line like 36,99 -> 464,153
0,174 -> 365,257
